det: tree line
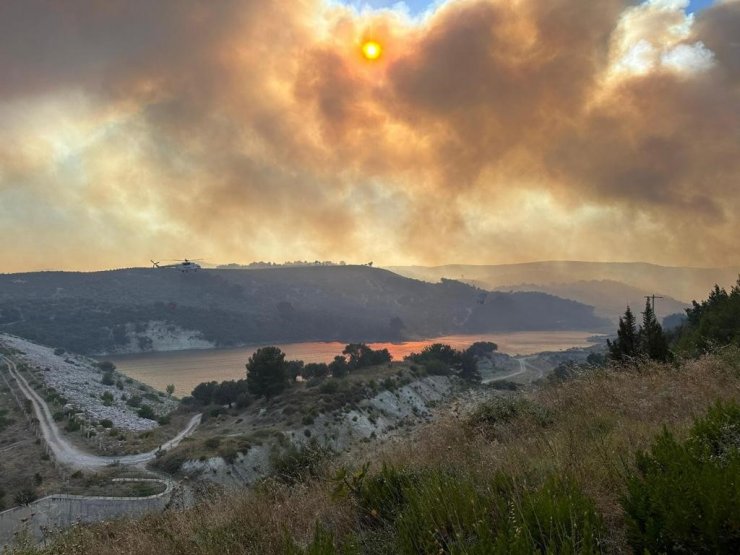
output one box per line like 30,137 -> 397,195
186,340 -> 499,406
607,276 -> 740,363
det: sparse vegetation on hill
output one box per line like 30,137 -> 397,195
0,266 -> 609,354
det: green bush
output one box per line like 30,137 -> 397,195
466,397 -> 553,430
339,465 -> 604,554
137,404 -> 156,420
126,395 -> 142,407
622,400 -> 740,554
270,440 -> 333,485
101,391 -> 114,406
99,419 -> 113,429
101,372 -> 115,386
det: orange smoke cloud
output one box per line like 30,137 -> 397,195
0,0 -> 738,271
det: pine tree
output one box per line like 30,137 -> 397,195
608,306 -> 640,361
639,299 -> 669,362
246,346 -> 288,399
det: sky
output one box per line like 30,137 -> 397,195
0,0 -> 738,272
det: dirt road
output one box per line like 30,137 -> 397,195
1,355 -> 200,470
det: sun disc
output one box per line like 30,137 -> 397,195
362,40 -> 382,61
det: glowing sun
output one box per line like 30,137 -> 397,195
361,40 -> 382,60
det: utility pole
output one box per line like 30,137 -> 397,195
644,295 -> 664,312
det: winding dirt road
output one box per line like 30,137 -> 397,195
1,355 -> 200,470
482,356 -> 544,384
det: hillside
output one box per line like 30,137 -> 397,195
490,280 -> 689,323
10,347 -> 739,554
0,266 -> 609,355
388,261 -> 740,304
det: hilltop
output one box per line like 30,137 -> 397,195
0,266 -> 608,355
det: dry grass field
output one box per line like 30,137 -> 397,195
9,346 -> 739,554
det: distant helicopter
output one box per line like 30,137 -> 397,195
151,259 -> 203,272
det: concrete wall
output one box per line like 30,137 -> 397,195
0,479 -> 173,549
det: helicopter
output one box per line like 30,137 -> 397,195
151,259 -> 203,273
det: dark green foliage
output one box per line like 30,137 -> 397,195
465,341 -> 498,357
408,343 -> 481,381
126,395 -> 142,407
336,465 -> 604,554
319,380 -> 339,394
640,299 -> 669,362
64,419 -> 81,432
467,397 -> 553,430
607,306 -> 639,361
341,344 -> 392,370
52,410 -> 65,422
97,360 -> 116,372
622,400 -> 740,554
270,440 -> 333,485
101,391 -> 114,406
302,362 -> 329,379
676,278 -> 740,354
246,346 -> 289,398
99,418 -> 113,428
329,355 -> 349,378
192,381 -> 219,404
608,302 -> 669,362
189,378 -> 251,406
488,380 -> 519,391
101,371 -> 115,386
137,404 -> 156,420
13,487 -> 38,506
204,437 -> 222,449
286,360 -> 305,381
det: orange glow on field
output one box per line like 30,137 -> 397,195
361,40 -> 382,60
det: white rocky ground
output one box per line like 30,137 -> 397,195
182,375 -> 459,487
99,321 -> 215,355
1,334 -> 177,432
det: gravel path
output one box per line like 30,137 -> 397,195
1,354 -> 200,470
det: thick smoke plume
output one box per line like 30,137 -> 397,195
0,0 -> 737,270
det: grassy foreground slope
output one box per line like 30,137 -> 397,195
11,348 -> 739,554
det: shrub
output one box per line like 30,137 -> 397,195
622,400 -> 740,554
157,415 -> 171,425
337,465 -> 604,553
126,395 -> 142,408
137,404 -> 156,420
270,440 -> 333,485
204,437 -> 222,449
53,348 -> 66,356
13,487 -> 38,506
101,391 -> 114,406
101,372 -> 115,386
65,419 -> 81,432
52,411 -> 65,422
466,397 -> 553,430
99,419 -> 113,429
319,380 -> 339,394
97,361 -> 116,372
152,449 -> 192,474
